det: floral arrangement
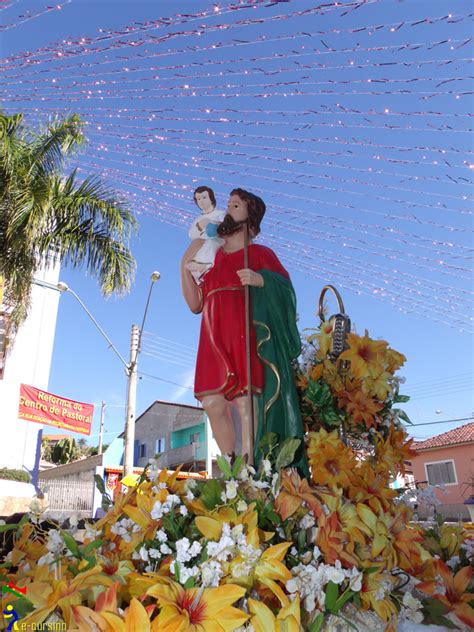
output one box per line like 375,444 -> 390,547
1,325 -> 473,631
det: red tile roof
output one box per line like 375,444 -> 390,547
414,421 -> 474,451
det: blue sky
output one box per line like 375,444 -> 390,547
2,0 -> 472,445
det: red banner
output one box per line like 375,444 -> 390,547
18,384 -> 93,435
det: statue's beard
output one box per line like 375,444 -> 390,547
217,214 -> 247,236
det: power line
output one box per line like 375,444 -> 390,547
403,416 -> 472,427
138,371 -> 194,391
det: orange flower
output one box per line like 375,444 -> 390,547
374,426 -> 418,477
337,389 -> 384,429
339,330 -> 387,379
274,468 -> 325,521
417,560 -> 474,628
386,348 -> 406,373
308,363 -> 324,382
348,464 -> 397,513
307,428 -> 357,490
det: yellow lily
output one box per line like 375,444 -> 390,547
227,529 -> 292,606
248,595 -> 301,632
72,597 -> 156,632
338,330 -> 388,379
194,503 -> 259,541
147,577 -> 249,631
20,565 -> 113,628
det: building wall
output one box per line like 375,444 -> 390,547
0,258 -> 60,481
134,401 -> 206,468
411,443 -> 474,505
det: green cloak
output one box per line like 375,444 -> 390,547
251,270 -> 308,475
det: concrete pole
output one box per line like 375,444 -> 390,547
123,324 -> 139,476
98,401 -> 106,455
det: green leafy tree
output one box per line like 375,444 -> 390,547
0,111 -> 137,338
51,437 -> 78,464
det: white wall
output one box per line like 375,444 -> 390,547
0,257 -> 60,480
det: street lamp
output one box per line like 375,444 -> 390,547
34,272 -> 161,476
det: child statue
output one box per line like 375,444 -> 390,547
185,186 -> 225,283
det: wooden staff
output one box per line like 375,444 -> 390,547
243,220 -> 255,465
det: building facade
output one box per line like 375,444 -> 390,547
0,258 -> 60,482
411,421 -> 474,521
133,400 -> 219,474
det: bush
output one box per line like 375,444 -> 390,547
0,468 -> 31,483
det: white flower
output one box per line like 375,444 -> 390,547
446,555 -> 460,570
179,505 -> 188,516
160,543 -> 172,555
250,480 -> 269,490
299,513 -> 316,530
46,529 -> 64,554
186,490 -> 195,501
149,547 -> 161,560
313,546 -> 322,561
347,566 -> 363,592
262,459 -> 272,476
151,501 -> 164,520
38,552 -> 55,567
324,560 -> 346,585
156,529 -> 167,543
236,500 -> 248,512
225,479 -> 238,500
139,546 -> 149,562
184,478 -> 197,491
201,560 -> 224,587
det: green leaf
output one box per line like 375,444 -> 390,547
275,438 -> 301,470
396,409 -> 412,424
216,455 -> 232,480
309,613 -> 325,632
267,510 -> 281,525
83,540 -> 103,555
0,523 -> 20,534
259,432 -> 279,454
394,394 -> 410,403
8,597 -> 34,619
61,530 -> 79,557
334,589 -> 355,612
183,576 -> 195,589
94,473 -> 106,494
324,580 -> 339,612
200,479 -> 223,510
231,456 -> 244,479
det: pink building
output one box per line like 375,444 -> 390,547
411,422 -> 474,522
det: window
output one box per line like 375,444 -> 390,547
139,443 -> 147,459
155,437 -> 166,454
190,432 -> 200,445
425,460 -> 457,486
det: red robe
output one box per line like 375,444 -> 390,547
194,244 -> 289,401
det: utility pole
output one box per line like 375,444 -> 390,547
98,401 -> 106,455
123,324 -> 139,476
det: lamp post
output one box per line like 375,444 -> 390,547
35,273 -> 161,476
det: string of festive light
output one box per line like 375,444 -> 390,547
2,52 -> 471,88
77,151 -> 473,265
76,167 -> 471,325
0,0 -> 400,70
4,69 -> 472,99
20,106 -> 472,163
0,1 -> 72,32
84,131 -> 474,220
6,80 -> 472,105
76,157 -> 473,284
129,192 -> 473,331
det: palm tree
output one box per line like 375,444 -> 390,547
0,111 -> 137,340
